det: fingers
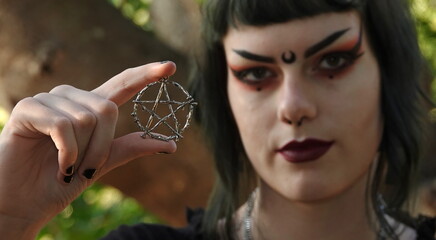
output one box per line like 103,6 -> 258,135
41,61 -> 176,180
7,61 -> 177,186
99,132 -> 177,176
10,98 -> 79,177
92,61 -> 177,106
49,85 -> 118,181
33,92 -> 97,177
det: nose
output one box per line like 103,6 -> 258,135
277,74 -> 317,126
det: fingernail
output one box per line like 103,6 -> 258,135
64,175 -> 73,183
160,60 -> 169,64
157,151 -> 170,154
66,165 -> 74,175
83,169 -> 97,179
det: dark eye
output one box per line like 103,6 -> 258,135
319,53 -> 354,71
232,67 -> 275,85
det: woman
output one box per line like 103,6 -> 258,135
192,0 -> 434,239
0,0 -> 433,240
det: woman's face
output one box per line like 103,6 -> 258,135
223,11 -> 383,202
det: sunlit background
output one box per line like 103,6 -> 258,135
0,0 -> 432,239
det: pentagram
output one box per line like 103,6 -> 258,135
131,76 -> 197,141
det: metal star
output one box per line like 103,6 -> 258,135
131,76 -> 197,141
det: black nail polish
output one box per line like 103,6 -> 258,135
83,169 -> 97,179
64,175 -> 73,183
66,165 -> 74,175
160,60 -> 169,64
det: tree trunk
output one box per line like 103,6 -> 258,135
0,0 -> 213,226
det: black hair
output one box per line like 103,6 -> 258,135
190,0 -> 429,239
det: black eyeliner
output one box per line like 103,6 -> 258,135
315,24 -> 365,73
230,68 -> 269,86
231,68 -> 257,85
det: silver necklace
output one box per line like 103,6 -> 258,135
243,189 -> 256,240
242,190 -> 388,240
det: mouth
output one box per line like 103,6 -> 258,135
276,138 -> 334,163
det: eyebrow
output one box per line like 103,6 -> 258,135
232,49 -> 275,63
304,28 -> 351,58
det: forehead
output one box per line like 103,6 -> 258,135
223,11 -> 361,50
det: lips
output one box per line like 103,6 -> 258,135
277,139 -> 334,163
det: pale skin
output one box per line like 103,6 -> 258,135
224,12 -> 414,239
0,62 -> 177,239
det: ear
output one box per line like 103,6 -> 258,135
150,0 -> 202,55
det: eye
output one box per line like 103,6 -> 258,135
318,52 -> 355,71
231,67 -> 275,85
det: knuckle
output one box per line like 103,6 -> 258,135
50,84 -> 73,94
95,100 -> 118,118
121,67 -> 135,76
52,116 -> 72,131
15,97 -> 35,109
74,111 -> 97,129
33,92 -> 50,100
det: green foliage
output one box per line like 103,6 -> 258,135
411,0 -> 436,97
37,184 -> 162,240
107,0 -> 153,31
106,0 -> 203,31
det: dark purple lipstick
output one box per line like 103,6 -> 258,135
277,139 -> 334,163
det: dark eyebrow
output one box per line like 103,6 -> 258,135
304,28 -> 351,58
232,49 -> 275,63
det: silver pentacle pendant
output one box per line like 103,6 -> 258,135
131,76 -> 197,141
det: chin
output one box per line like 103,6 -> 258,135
288,186 -> 337,203
277,178 -> 352,204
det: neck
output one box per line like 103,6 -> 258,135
238,173 -> 379,240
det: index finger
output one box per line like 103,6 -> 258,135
92,61 -> 177,106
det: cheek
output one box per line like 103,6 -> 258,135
227,79 -> 272,152
228,81 -> 256,136
331,65 -> 383,157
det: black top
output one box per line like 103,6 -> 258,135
101,209 -> 204,240
101,209 -> 436,240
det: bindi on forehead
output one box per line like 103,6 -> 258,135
281,51 -> 297,64
231,25 -> 362,66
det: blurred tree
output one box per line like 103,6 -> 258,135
0,0 -> 434,239
411,0 -> 436,96
38,184 -> 162,240
0,0 -> 213,237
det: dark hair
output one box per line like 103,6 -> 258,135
190,0 -> 428,239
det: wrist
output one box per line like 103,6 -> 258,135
0,213 -> 44,240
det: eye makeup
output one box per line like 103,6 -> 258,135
230,66 -> 276,86
228,24 -> 364,89
304,27 -> 350,59
312,25 -> 364,79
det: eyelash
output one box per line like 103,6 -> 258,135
315,51 -> 363,76
231,67 -> 275,85
230,50 -> 363,86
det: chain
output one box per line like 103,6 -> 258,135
242,189 -> 388,240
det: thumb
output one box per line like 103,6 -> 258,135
99,132 -> 177,175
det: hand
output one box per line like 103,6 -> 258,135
0,62 -> 177,237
